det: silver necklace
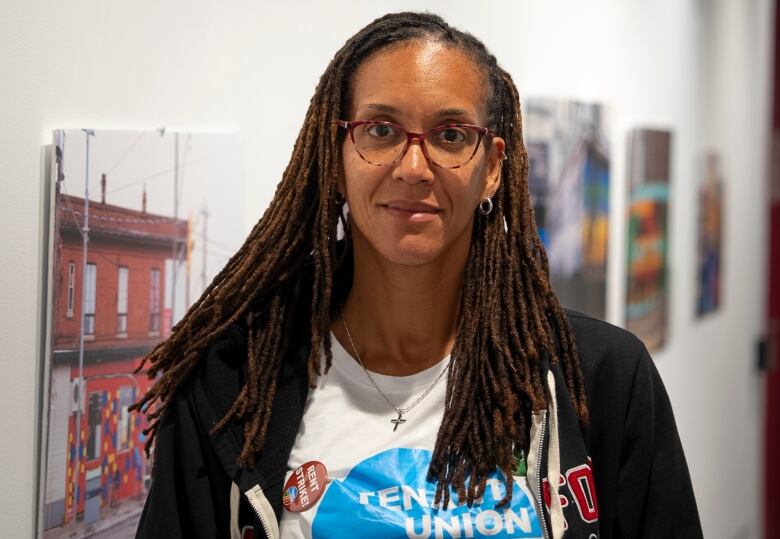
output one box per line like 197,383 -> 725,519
340,311 -> 450,431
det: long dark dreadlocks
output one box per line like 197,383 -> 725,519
131,11 -> 588,509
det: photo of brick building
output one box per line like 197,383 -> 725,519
40,129 -> 244,538
43,190 -> 188,535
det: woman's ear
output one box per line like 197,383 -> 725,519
483,136 -> 506,199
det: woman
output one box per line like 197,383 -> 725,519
134,12 -> 702,539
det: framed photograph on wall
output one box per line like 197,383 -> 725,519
524,99 -> 610,320
696,152 -> 724,318
625,128 -> 673,351
37,128 -> 244,538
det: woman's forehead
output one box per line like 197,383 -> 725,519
348,40 -> 489,123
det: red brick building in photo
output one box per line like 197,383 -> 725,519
43,190 -> 189,531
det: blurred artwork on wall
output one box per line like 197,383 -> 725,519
696,152 -> 724,317
524,99 -> 610,320
625,128 -> 672,351
39,129 -> 244,538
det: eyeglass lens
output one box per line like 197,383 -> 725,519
353,123 -> 480,167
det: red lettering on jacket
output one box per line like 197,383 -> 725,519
566,462 -> 599,522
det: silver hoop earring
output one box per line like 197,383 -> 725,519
479,197 -> 493,216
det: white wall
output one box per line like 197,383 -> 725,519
0,1 -> 772,537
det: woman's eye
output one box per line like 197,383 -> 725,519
368,124 -> 394,138
437,128 -> 466,143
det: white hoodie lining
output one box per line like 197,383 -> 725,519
230,482 -> 241,539
546,370 -> 565,538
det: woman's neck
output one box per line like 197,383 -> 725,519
332,233 -> 469,376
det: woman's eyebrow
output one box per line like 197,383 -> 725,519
362,103 -> 401,114
435,107 -> 471,118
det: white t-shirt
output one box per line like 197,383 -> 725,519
278,334 -> 543,539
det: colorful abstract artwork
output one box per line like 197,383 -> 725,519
696,153 -> 724,317
524,99 -> 610,320
625,129 -> 672,351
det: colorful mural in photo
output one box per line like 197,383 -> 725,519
696,153 -> 724,317
625,129 -> 672,351
40,129 -> 244,538
524,99 -> 610,320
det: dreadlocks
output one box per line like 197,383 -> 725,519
130,11 -> 588,508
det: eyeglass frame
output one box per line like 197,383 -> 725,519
335,119 -> 496,169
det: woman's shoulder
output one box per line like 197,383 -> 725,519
563,309 -> 652,396
182,322 -> 250,407
207,322 -> 249,357
565,309 -> 647,359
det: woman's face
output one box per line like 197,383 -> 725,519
340,40 -> 505,267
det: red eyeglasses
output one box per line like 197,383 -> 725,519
336,120 -> 494,169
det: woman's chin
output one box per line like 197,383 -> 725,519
374,237 -> 446,267
352,224 -> 469,268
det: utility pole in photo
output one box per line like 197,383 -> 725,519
74,128 -> 94,521
200,205 -> 209,294
171,132 -> 179,326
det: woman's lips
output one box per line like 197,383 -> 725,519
382,202 -> 441,223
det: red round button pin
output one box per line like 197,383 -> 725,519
282,461 -> 328,512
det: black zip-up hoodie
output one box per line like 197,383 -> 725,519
135,309 -> 703,538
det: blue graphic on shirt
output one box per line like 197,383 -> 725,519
284,485 -> 299,506
312,447 -> 542,538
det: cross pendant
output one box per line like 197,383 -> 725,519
390,411 -> 406,431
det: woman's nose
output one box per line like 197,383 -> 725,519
392,139 -> 435,185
